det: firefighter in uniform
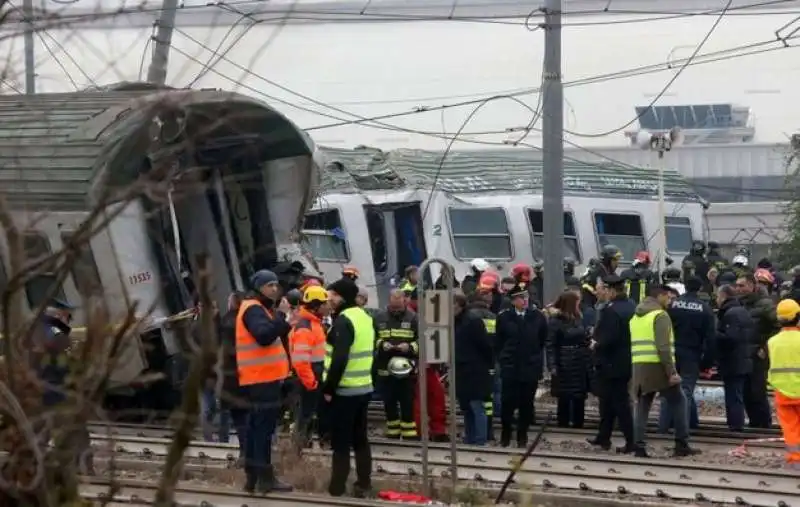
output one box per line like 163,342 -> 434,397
236,270 -> 293,493
399,265 -> 419,293
373,289 -> 419,439
581,245 -> 622,307
621,251 -> 656,304
768,299 -> 800,470
469,274 -> 498,440
323,277 -> 375,497
289,285 -> 330,451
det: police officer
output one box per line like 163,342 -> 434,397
621,251 -> 656,304
373,289 -> 419,440
34,298 -> 94,475
323,277 -> 375,497
237,270 -> 293,493
659,276 -> 715,432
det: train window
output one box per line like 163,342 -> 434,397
527,210 -> 582,262
448,207 -> 512,259
302,210 -> 349,262
593,213 -> 646,263
60,232 -> 103,298
665,216 -> 693,254
22,232 -> 65,309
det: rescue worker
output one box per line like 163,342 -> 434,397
455,290 -> 494,445
714,285 -> 755,432
342,265 -> 360,282
323,277 -> 374,497
683,240 -> 710,289
236,270 -> 293,493
564,257 -> 580,290
587,275 -> 636,453
496,284 -> 548,447
34,298 -> 94,475
737,273 -> 778,428
412,356 -> 450,442
289,285 -> 329,452
755,268 -> 777,298
767,299 -> 800,470
662,259 -> 685,296
399,265 -> 419,293
732,253 -> 751,278
468,280 -> 498,440
659,276 -> 715,432
462,258 -> 491,296
373,289 -> 419,440
621,251 -> 656,304
630,285 -> 700,457
581,245 -> 622,307
706,241 -> 729,273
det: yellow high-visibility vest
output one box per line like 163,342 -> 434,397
323,307 -> 375,396
629,309 -> 674,364
768,328 -> 800,399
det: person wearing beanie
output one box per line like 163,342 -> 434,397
236,269 -> 294,494
322,277 -> 375,497
658,276 -> 715,433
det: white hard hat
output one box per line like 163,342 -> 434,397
470,258 -> 490,271
732,255 -> 748,267
387,357 -> 413,378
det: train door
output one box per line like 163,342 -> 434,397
363,202 -> 428,308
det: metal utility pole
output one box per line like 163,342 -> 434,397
541,0 -> 564,305
146,0 -> 180,85
23,0 -> 35,94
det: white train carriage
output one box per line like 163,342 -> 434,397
0,83 -> 321,418
303,147 -> 706,308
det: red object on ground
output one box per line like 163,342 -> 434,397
413,366 -> 448,437
378,491 -> 432,503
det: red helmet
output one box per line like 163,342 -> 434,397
634,251 -> 651,264
754,268 -> 774,285
510,263 -> 533,282
478,271 -> 500,292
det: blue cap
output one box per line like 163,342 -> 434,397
250,270 -> 279,290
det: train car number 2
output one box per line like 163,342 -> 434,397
128,271 -> 152,285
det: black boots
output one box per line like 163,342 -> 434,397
243,466 -> 257,494
328,453 -> 351,496
244,465 -> 293,494
673,440 -> 701,457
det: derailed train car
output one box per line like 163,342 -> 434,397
0,82 -> 321,418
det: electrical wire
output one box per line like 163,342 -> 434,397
185,11 -> 254,87
138,23 -> 157,81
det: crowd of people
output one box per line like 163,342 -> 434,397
29,239 -> 800,498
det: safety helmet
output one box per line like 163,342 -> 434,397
776,299 -> 800,323
563,257 -> 576,274
633,251 -> 651,266
302,285 -> 329,305
662,266 -> 681,282
690,240 -> 706,255
511,263 -> 533,281
470,258 -> 490,272
387,357 -> 413,378
286,289 -> 303,307
478,271 -> 500,292
754,268 -> 775,285
342,265 -> 360,279
600,244 -> 622,261
732,255 -> 748,267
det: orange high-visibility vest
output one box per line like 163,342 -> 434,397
235,299 -> 290,386
289,308 -> 327,391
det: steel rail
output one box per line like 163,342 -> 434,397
79,479 -> 394,507
90,436 -> 799,506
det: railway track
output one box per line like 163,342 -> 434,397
88,436 -> 798,506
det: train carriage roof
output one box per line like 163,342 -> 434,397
319,146 -> 700,201
0,82 -> 315,211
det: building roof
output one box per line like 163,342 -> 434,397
0,83 -> 314,211
319,146 -> 700,200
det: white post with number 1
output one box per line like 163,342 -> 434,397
416,257 -> 457,497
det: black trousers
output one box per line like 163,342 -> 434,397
556,396 -> 586,428
328,393 -> 372,496
381,376 -> 416,438
595,377 -> 634,445
500,378 -> 537,445
744,357 -> 772,428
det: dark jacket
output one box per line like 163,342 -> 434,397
323,303 -> 374,397
545,310 -> 591,398
34,315 -> 72,407
468,300 -> 497,365
592,294 -> 635,381
739,290 -> 779,354
620,267 -> 657,304
714,297 -> 754,377
372,307 -> 418,376
667,291 -> 715,372
496,306 -> 548,382
219,309 -> 248,407
454,309 -> 494,401
241,293 -> 291,348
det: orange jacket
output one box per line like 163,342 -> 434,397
289,308 -> 327,390
235,300 -> 290,386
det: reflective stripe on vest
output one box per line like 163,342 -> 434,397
624,279 -> 647,304
768,329 -> 800,398
629,309 -> 674,364
235,299 -> 290,386
377,328 -> 415,340
482,318 -> 496,335
323,306 -> 375,396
